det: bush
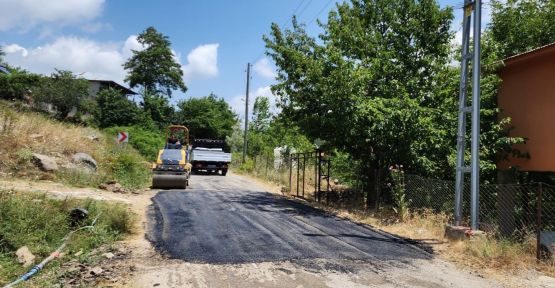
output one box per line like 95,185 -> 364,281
0,69 -> 41,101
0,192 -> 135,285
103,146 -> 151,189
94,88 -> 151,128
104,126 -> 164,161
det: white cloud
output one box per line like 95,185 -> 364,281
0,0 -> 105,32
4,35 -> 142,84
182,43 -> 219,80
3,35 -> 216,89
253,58 -> 276,79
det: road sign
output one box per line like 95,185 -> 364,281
117,131 -> 128,143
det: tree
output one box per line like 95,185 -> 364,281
175,94 -> 237,140
265,0 -> 454,178
0,68 -> 41,101
251,96 -> 271,133
490,0 -> 555,59
94,88 -> 148,128
34,70 -> 89,119
141,90 -> 175,129
123,27 -> 186,97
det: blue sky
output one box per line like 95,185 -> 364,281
0,0 -> 491,117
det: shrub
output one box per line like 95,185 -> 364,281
104,126 -> 164,161
94,88 -> 151,128
0,69 -> 41,101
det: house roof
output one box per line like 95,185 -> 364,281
87,79 -> 137,95
502,42 -> 555,68
0,65 -> 10,74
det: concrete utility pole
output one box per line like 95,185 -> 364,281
243,63 -> 251,163
455,0 -> 482,230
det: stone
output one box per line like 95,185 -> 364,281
90,266 -> 104,276
32,153 -> 58,171
72,153 -> 97,171
16,246 -> 35,267
103,252 -> 115,259
445,225 -> 486,241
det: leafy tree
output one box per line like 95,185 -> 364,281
141,90 -> 175,129
34,70 -> 88,119
490,0 -> 555,59
94,88 -> 149,128
226,122 -> 244,153
175,94 -> 237,140
265,0 -> 455,203
0,68 -> 41,101
251,96 -> 272,132
123,27 -> 186,97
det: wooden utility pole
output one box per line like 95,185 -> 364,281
243,63 -> 251,163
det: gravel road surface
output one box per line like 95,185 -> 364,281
143,174 -> 500,288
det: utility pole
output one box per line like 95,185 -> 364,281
455,0 -> 481,230
243,63 -> 251,163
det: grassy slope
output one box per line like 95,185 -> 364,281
0,100 -> 150,189
0,101 -> 147,285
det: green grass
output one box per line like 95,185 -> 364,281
0,191 -> 135,286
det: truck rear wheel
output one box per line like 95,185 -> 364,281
221,170 -> 227,176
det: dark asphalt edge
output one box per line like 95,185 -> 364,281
230,172 -> 436,256
264,191 -> 436,257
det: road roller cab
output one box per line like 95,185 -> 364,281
151,125 -> 192,189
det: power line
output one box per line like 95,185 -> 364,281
307,0 -> 334,26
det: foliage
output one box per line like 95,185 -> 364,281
0,192 -> 134,285
104,125 -> 165,161
123,26 -> 186,97
175,93 -> 237,140
103,145 -> 151,189
0,68 -> 41,101
140,90 -> 175,129
264,0 -> 455,195
226,122 -> 244,153
0,46 -> 4,64
490,0 -> 555,59
33,70 -> 89,119
389,165 -> 409,221
94,88 -> 150,128
251,96 -> 271,132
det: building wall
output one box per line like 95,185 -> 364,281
498,49 -> 555,171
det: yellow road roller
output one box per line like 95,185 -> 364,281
151,125 -> 192,189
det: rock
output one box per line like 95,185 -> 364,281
16,246 -> 35,267
30,133 -> 44,141
98,182 -> 127,193
103,252 -> 115,259
72,153 -> 97,171
32,153 -> 58,171
90,266 -> 104,276
87,134 -> 100,142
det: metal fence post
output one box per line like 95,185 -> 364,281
302,154 -> 306,198
537,182 -> 543,260
315,150 -> 318,202
296,153 -> 300,197
289,154 -> 293,193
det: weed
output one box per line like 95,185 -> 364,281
0,191 -> 135,286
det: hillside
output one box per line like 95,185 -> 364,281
0,100 -> 150,190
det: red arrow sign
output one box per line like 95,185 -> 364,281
117,131 -> 128,143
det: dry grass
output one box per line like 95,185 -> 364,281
0,102 -> 103,175
0,101 -> 150,189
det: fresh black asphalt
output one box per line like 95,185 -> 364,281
146,175 -> 432,264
